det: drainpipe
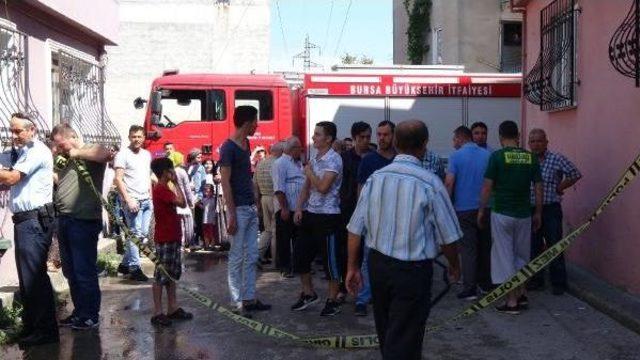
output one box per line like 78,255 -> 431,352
511,0 -> 528,145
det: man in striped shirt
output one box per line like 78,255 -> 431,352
528,128 -> 582,295
346,120 -> 462,360
254,142 -> 284,265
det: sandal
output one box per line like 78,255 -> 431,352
168,308 -> 193,320
150,314 -> 172,326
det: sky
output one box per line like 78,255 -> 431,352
269,0 -> 393,72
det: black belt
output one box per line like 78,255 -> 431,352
12,203 -> 57,224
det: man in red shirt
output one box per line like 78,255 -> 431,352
150,157 -> 193,326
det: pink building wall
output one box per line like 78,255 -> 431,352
0,1 -> 118,287
518,0 -> 640,294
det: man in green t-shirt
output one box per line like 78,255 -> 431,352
478,120 -> 542,315
51,123 -> 112,330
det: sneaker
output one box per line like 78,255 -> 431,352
71,318 -> 99,330
456,288 -> 478,301
354,303 -> 367,317
281,271 -> 295,279
129,268 -> 149,282
244,300 -> 272,312
320,299 -> 341,317
231,306 -> 253,319
117,264 -> 129,276
291,292 -> 319,311
59,314 -> 78,327
495,304 -> 521,315
518,295 -> 529,308
150,314 -> 172,327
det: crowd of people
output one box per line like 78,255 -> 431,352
0,110 -> 582,358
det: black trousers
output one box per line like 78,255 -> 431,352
13,216 -> 58,337
530,203 -> 567,288
275,210 -> 296,272
369,249 -> 432,360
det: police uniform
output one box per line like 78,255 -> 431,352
2,139 -> 58,342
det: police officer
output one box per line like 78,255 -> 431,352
0,113 -> 58,347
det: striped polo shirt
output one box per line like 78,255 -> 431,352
347,154 -> 462,261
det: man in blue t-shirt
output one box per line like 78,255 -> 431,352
352,120 -> 396,317
444,126 -> 491,300
219,106 -> 271,317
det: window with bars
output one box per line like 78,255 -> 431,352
524,0 -> 578,111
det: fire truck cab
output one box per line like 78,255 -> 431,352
141,71 -> 301,159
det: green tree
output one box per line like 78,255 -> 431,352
404,0 -> 432,65
341,53 -> 374,65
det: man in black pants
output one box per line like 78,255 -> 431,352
346,120 -> 461,359
0,113 -> 58,347
273,136 -> 305,277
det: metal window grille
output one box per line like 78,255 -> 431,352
0,24 -> 50,146
56,50 -> 121,147
609,0 -> 639,87
524,0 -> 577,111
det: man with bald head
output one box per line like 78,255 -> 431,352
273,136 -> 305,277
346,120 -> 461,359
528,128 -> 581,295
0,113 -> 58,346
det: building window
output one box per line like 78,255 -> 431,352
431,27 -> 443,65
500,22 -> 522,73
524,0 -> 578,111
54,50 -> 121,146
235,90 -> 274,121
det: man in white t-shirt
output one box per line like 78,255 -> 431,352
115,125 -> 152,281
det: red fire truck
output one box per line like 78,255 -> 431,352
141,66 -> 521,159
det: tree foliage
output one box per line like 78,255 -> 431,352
341,53 -> 374,65
404,0 -> 432,65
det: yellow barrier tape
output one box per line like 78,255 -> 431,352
59,150 -> 640,349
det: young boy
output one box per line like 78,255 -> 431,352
150,157 -> 193,326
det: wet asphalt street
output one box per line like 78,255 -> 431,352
2,250 -> 640,360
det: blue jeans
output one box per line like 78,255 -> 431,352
121,198 -> 152,269
356,245 -> 371,305
228,205 -> 259,304
58,216 -> 102,322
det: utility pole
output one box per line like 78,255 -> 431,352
292,34 -> 322,72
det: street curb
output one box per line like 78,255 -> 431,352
568,263 -> 640,335
0,237 -> 117,309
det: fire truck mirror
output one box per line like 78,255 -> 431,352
133,97 -> 147,109
150,90 -> 163,118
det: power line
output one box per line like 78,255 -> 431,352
333,0 -> 353,56
275,0 -> 288,56
323,0 -> 334,51
213,1 -> 252,70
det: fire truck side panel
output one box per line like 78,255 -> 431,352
306,96 -> 386,158
466,97 -> 521,151
388,97 -> 465,157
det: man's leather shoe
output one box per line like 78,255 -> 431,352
18,332 -> 59,347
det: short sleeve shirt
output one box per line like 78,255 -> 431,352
357,151 -> 394,185
113,147 -> 151,200
219,139 -> 255,206
447,143 -> 490,211
484,147 -> 542,218
8,140 -> 54,213
152,183 -> 181,244
55,146 -> 106,220
307,148 -> 342,214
